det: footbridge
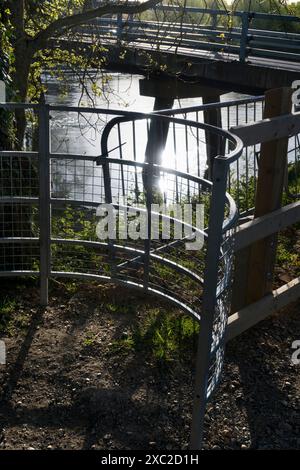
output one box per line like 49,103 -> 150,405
59,5 -> 300,94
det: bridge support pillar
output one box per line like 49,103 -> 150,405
144,97 -> 174,190
202,94 -> 223,179
145,96 -> 174,164
140,78 -> 224,181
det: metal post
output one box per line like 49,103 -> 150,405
210,2 -> 218,31
117,13 -> 123,42
190,158 -> 229,450
100,122 -> 116,277
143,157 -> 154,290
239,12 -> 250,62
38,104 -> 51,306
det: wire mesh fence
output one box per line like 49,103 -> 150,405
0,150 -> 39,273
1,95 -> 298,448
152,96 -> 300,212
49,111 -> 239,321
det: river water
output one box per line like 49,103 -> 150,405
44,72 -> 257,202
45,71 -> 248,155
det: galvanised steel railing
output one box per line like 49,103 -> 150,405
76,6 -> 300,64
0,101 -> 244,449
1,96 -> 299,448
90,95 -> 299,212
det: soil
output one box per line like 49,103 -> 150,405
0,278 -> 299,450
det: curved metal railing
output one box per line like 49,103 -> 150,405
49,113 -> 242,319
0,101 -> 243,449
1,96 -> 300,448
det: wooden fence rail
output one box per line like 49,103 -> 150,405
229,89 -> 300,339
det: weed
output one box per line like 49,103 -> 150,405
109,308 -> 199,364
0,297 -> 31,335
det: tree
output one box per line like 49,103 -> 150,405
2,0 -> 162,147
0,4 -> 13,150
231,0 -> 298,32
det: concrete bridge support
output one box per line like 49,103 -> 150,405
202,93 -> 224,179
145,96 -> 174,166
139,78 -> 224,179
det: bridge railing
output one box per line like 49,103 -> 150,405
79,6 -> 300,63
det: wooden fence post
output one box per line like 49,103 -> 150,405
231,87 -> 292,311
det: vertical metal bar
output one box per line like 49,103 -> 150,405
296,135 -> 300,196
227,106 -> 231,193
236,104 -> 240,208
253,100 -> 257,193
239,12 -> 250,62
190,158 -> 229,450
132,121 -> 139,200
245,103 -> 249,210
117,13 -> 123,42
184,114 -> 191,200
210,7 -> 218,31
173,121 -> 179,204
117,123 -> 125,198
196,111 -> 200,178
38,104 -> 51,306
143,161 -> 153,290
100,121 -> 116,277
145,98 -> 174,170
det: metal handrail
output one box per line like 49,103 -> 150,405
75,6 -> 300,64
0,95 -> 264,115
99,113 -> 243,164
0,97 -> 274,450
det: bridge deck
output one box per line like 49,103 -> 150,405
58,6 -> 300,94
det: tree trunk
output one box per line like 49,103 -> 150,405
8,0 -> 34,147
1,2 -> 36,269
12,44 -> 33,148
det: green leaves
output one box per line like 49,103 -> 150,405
109,307 -> 200,364
1,1 -> 109,103
25,0 -> 86,35
0,6 -> 14,72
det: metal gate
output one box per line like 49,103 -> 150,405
0,101 -> 243,448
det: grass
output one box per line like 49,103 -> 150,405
276,228 -> 300,279
109,307 -> 199,363
0,296 -> 31,336
82,330 -> 100,348
0,297 -> 17,333
229,162 -> 300,281
106,302 -> 132,315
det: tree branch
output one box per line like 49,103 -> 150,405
33,0 -> 162,49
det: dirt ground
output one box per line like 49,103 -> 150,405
0,278 -> 299,450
